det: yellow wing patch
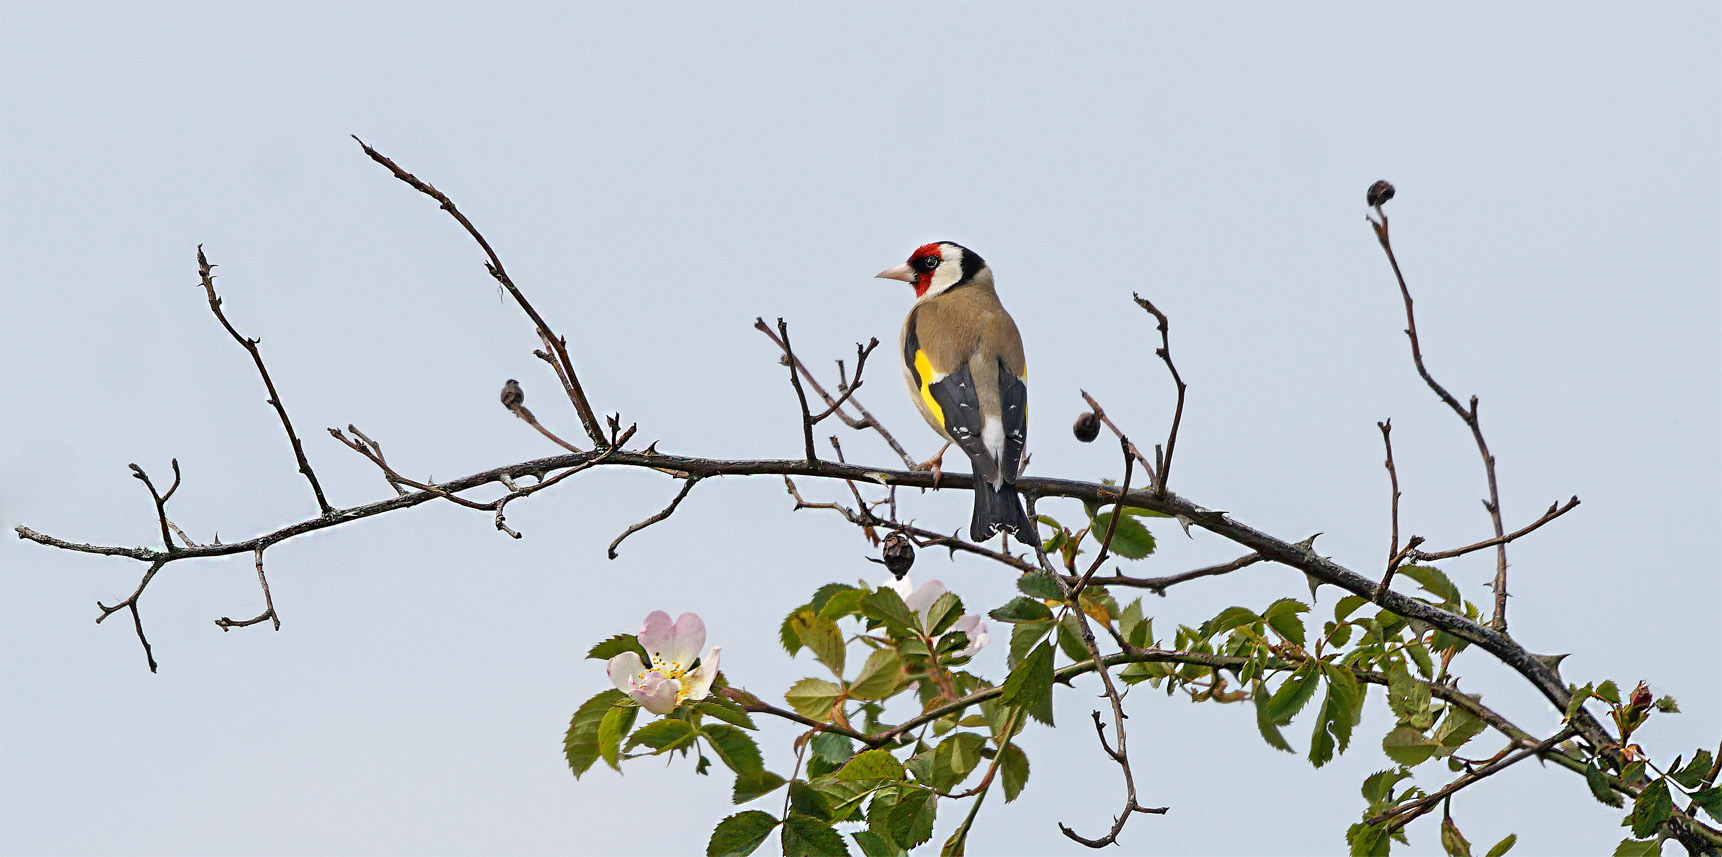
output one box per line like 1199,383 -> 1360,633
913,349 -> 945,426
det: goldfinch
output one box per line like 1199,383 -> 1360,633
877,242 -> 1039,547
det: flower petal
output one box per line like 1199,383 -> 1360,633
632,671 -> 682,715
682,646 -> 722,703
661,612 -> 706,671
606,651 -> 645,694
904,579 -> 946,620
952,614 -> 989,658
888,575 -> 915,600
637,611 -> 676,658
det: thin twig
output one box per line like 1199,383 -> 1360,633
772,318 -> 820,464
196,247 -> 333,516
128,462 -> 179,553
808,338 -> 879,423
95,560 -> 165,673
216,546 -> 279,631
352,137 -> 605,447
1072,436 -> 1135,596
1133,294 -> 1187,498
1376,419 -> 1406,596
1368,201 -> 1517,631
608,476 -> 703,559
347,425 -> 408,496
1077,552 -> 1262,595
1408,497 -> 1581,562
755,318 -> 917,469
1077,391 -> 1157,480
1369,727 -> 1577,832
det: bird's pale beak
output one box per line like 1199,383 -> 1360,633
875,262 -> 915,283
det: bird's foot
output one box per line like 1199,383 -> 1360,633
914,442 -> 952,489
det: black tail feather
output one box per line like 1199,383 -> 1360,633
971,479 -> 1041,548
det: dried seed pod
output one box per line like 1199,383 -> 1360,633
500,379 -> 524,411
1073,411 -> 1101,443
1367,180 -> 1396,208
880,531 -> 915,578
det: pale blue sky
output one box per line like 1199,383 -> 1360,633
3,3 -> 1717,855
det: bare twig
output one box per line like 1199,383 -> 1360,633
771,319 -> 821,464
1368,197 -> 1523,632
196,247 -> 333,516
1408,497 -> 1581,562
128,461 -> 180,552
1077,391 -> 1157,480
216,546 -> 279,631
1077,552 -> 1262,595
352,137 -> 605,447
1133,294 -> 1187,498
755,318 -> 917,469
808,338 -> 880,424
346,425 -> 407,496
1369,727 -> 1577,832
1375,419 -> 1406,597
95,560 -> 165,673
607,476 -> 703,559
1072,437 -> 1135,596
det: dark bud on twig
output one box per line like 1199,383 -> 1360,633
1073,411 -> 1101,443
1367,180 -> 1396,208
500,379 -> 524,412
877,531 -> 915,578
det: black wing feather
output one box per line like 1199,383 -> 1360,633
997,357 -> 1028,482
928,362 -> 1000,485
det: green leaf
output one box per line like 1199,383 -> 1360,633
1347,822 -> 1390,857
1361,769 -> 1412,810
782,814 -> 850,857
565,689 -> 626,778
1611,839 -> 1660,857
860,588 -> 918,635
1387,661 -> 1432,726
597,704 -> 639,770
1382,725 -> 1438,766
810,732 -> 855,767
885,788 -> 937,849
1441,815 -> 1473,857
786,678 -> 844,721
704,724 -> 766,779
1691,786 -> 1722,823
819,588 -> 868,621
998,742 -> 1030,802
849,649 -> 905,700
1595,679 -> 1622,705
1263,662 -> 1320,724
587,633 -> 649,662
1203,606 -> 1261,640
838,749 -> 907,782
1653,695 -> 1680,713
925,592 -> 964,636
1630,778 -> 1673,838
1406,639 -> 1435,679
1090,510 -> 1156,559
934,732 -> 988,789
1254,683 -> 1294,753
1400,565 -> 1460,606
1309,666 -> 1361,768
1483,833 -> 1517,857
628,718 -> 698,752
1001,641 -> 1056,726
1055,614 -> 1091,663
1433,703 -> 1487,756
708,810 -> 779,857
1335,595 -> 1370,622
1586,758 -> 1626,808
789,780 -> 834,822
989,597 -> 1054,624
1672,749 -> 1714,789
733,771 -> 788,804
852,830 -> 905,857
1017,570 -> 1064,601
698,696 -> 758,731
793,613 -> 847,677
1264,598 -> 1310,646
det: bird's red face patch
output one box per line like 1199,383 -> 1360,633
909,243 -> 944,297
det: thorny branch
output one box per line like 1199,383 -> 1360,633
1077,390 -> 1157,480
352,136 -> 606,448
129,460 -> 181,553
1369,189 -> 1518,632
773,318 -> 821,464
501,379 -> 583,454
196,247 -> 333,516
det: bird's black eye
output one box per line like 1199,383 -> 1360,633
915,255 -> 939,272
